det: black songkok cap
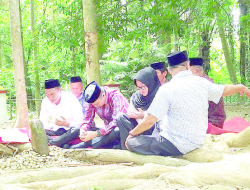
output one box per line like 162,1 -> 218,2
45,79 -> 60,89
150,62 -> 166,72
167,51 -> 188,66
189,58 -> 203,66
84,81 -> 101,103
70,76 -> 82,83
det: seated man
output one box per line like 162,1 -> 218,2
124,51 -> 250,156
39,79 -> 83,148
189,58 -> 226,128
150,62 -> 168,85
70,76 -> 88,115
71,81 -> 129,149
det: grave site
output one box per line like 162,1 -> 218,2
1,105 -> 250,189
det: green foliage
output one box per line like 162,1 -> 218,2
0,0 -> 248,119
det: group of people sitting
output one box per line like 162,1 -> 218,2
39,50 -> 250,156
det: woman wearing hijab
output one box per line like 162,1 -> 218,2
116,67 -> 161,149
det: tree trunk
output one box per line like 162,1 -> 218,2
30,120 -> 49,155
0,36 -> 2,68
0,143 -> 15,155
165,34 -> 172,54
23,49 -> 33,103
199,25 -> 211,74
9,0 -> 29,128
217,17 -> 238,84
30,0 -> 41,115
82,0 -> 101,85
71,47 -> 76,75
239,0 -> 248,84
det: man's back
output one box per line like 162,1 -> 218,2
148,70 -> 224,154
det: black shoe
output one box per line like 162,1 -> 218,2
61,144 -> 71,149
48,139 -> 57,146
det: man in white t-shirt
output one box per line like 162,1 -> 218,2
39,79 -> 83,148
125,51 -> 250,156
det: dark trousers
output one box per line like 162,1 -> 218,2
127,127 -> 183,156
70,127 -> 120,149
46,127 -> 80,148
116,112 -> 155,150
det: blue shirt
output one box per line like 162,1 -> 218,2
78,92 -> 88,115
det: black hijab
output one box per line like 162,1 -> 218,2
131,67 -> 161,110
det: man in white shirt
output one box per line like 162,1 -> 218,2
39,79 -> 83,148
125,51 -> 250,156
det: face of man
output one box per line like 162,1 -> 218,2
70,82 -> 83,98
155,70 -> 167,85
91,93 -> 106,108
45,87 -> 62,105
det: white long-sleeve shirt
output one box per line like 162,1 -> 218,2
39,91 -> 83,130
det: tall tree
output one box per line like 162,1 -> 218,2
30,0 -> 41,114
9,0 -> 29,128
82,0 -> 101,84
0,36 -> 2,68
199,24 -> 213,74
239,0 -> 248,84
217,15 -> 238,84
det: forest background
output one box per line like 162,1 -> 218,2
0,0 -> 250,120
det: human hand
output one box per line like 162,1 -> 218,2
79,128 -> 87,139
79,131 -> 97,142
136,108 -> 144,119
55,116 -> 70,127
125,134 -> 133,150
241,85 -> 250,99
128,108 -> 144,119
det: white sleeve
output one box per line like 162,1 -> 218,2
128,101 -> 138,113
148,86 -> 169,121
68,95 -> 84,128
39,98 -> 50,129
207,82 -> 224,104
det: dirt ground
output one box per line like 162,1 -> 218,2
224,104 -> 250,121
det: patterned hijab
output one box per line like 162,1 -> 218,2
131,67 -> 161,110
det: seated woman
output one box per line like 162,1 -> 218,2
117,67 -> 161,149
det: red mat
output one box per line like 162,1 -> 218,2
0,127 -> 81,145
207,117 -> 250,135
0,127 -> 30,144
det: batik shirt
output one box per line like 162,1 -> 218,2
81,87 -> 129,135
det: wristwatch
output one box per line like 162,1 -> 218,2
97,130 -> 102,137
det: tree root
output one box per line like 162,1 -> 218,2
0,143 -> 16,156
63,149 -> 191,166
